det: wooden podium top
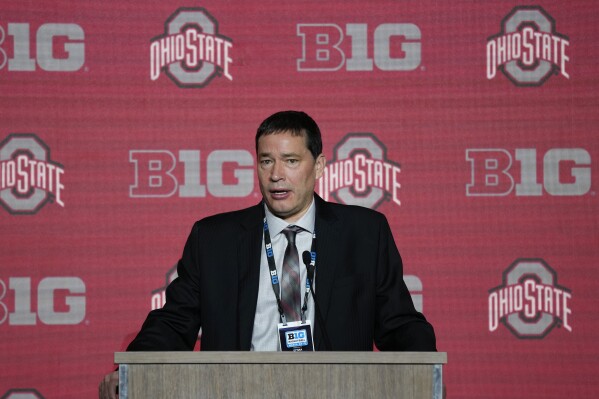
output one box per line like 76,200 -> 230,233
116,352 -> 446,398
115,351 -> 447,365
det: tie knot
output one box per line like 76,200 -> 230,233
282,225 -> 302,244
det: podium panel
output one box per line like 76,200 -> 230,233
115,352 -> 446,399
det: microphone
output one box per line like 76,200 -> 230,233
302,251 -> 332,351
303,251 -> 315,280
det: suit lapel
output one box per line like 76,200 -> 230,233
236,203 -> 263,350
312,195 -> 340,350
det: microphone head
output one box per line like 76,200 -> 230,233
302,251 -> 312,267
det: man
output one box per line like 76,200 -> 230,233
99,110 -> 436,398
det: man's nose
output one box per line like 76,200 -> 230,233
270,161 -> 285,181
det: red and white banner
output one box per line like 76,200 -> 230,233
1,1 -> 597,397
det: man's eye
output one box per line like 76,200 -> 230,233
261,159 -> 272,165
287,159 -> 298,164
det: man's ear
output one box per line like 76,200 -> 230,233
314,154 -> 326,179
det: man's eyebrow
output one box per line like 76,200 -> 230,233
281,152 -> 301,158
258,152 -> 301,158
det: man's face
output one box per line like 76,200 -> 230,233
257,131 -> 325,223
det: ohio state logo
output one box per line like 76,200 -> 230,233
486,6 -> 569,86
150,265 -> 177,310
1,389 -> 45,399
317,133 -> 401,209
0,134 -> 64,214
150,7 -> 233,88
488,259 -> 572,339
149,264 -> 202,341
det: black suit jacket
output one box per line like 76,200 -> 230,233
127,195 -> 436,352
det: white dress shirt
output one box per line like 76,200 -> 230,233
250,199 -> 316,351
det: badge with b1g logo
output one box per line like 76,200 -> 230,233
278,320 -> 314,351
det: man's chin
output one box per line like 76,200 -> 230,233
268,204 -> 290,217
265,202 -> 294,219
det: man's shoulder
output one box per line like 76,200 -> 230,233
321,198 -> 384,217
318,198 -> 387,225
193,203 -> 262,231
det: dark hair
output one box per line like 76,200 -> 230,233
255,110 -> 322,159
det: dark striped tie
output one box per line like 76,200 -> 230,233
281,225 -> 302,322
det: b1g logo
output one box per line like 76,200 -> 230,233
0,22 -> 84,72
297,23 -> 421,71
0,134 -> 65,214
486,6 -> 569,86
286,330 -> 307,347
317,133 -> 401,209
466,148 -> 591,197
488,259 -> 572,339
150,8 -> 233,88
0,277 -> 86,326
129,148 -> 253,198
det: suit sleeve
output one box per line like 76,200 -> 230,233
373,214 -> 437,351
126,222 -> 202,351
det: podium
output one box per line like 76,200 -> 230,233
115,351 -> 446,399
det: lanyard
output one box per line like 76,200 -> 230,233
262,214 -> 317,325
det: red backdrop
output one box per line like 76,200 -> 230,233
1,1 -> 598,398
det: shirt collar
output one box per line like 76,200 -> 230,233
263,197 -> 316,237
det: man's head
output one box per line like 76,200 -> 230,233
255,110 -> 323,159
255,111 -> 326,223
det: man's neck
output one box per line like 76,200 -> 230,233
264,197 -> 316,233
